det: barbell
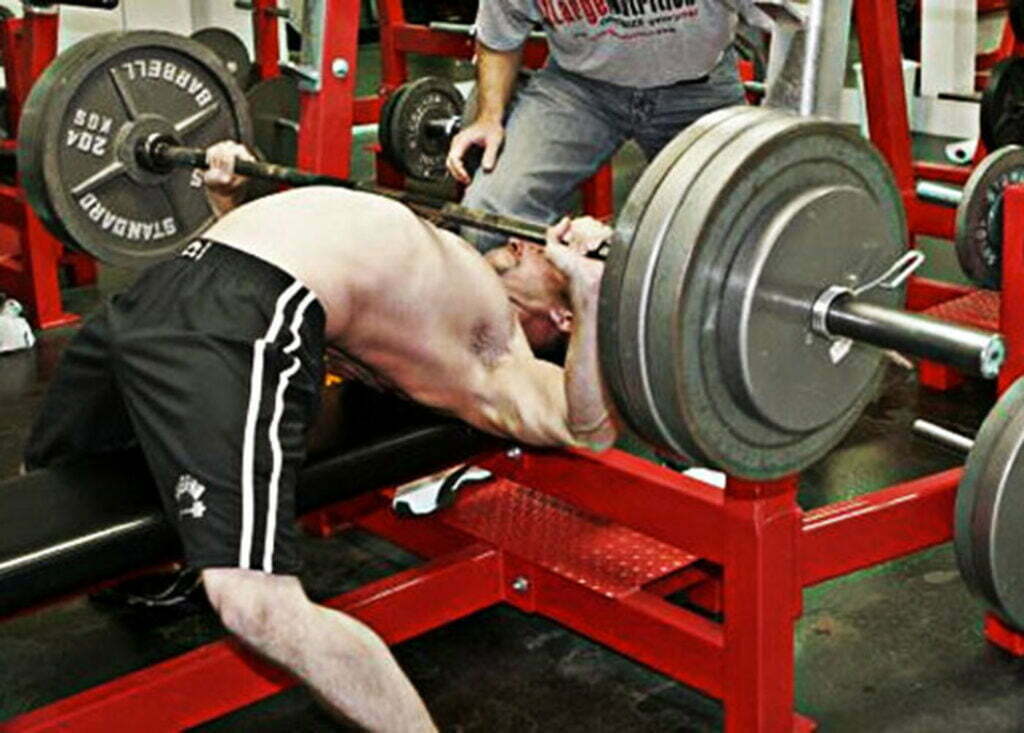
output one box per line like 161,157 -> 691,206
16,31 -> 1009,481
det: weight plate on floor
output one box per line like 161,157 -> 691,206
386,76 -> 463,181
980,57 -> 1024,151
191,27 -> 256,91
600,107 -> 907,479
954,145 -> 1024,290
955,377 -> 1024,629
18,31 -> 253,267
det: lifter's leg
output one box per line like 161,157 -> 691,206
461,65 -> 627,252
203,568 -> 435,732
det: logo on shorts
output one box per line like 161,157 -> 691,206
180,240 -> 211,260
174,473 -> 207,519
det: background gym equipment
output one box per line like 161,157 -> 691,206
378,75 -> 463,182
981,57 -> 1024,152
913,378 -> 1024,630
17,31 -> 254,268
190,27 -> 258,92
915,145 -> 1024,289
16,32 -> 1007,481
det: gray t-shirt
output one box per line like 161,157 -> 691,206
476,0 -> 747,88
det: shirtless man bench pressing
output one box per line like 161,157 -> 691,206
24,141 -> 618,731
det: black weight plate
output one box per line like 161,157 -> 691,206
1012,0 -> 1024,42
246,74 -> 299,165
955,377 -> 1024,629
980,57 -> 1024,151
18,31 -> 253,267
954,145 -> 1024,289
191,27 -> 254,92
388,76 -> 463,181
377,83 -> 404,169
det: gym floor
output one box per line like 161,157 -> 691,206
2,46 -> 1023,733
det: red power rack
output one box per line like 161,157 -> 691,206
5,3 -> 1024,732
0,6 -> 97,330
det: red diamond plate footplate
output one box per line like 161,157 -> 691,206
442,480 -> 697,598
922,290 -> 1000,331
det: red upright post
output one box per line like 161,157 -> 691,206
852,0 -> 915,201
721,474 -> 804,732
251,0 -> 281,80
376,0 -> 408,94
296,0 -> 361,178
998,185 -> 1024,394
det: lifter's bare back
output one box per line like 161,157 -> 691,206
205,183 -> 613,449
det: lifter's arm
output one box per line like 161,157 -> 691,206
471,219 -> 618,451
445,43 -> 523,184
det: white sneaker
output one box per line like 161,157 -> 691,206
392,465 -> 493,517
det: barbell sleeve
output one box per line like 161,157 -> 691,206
146,140 -> 551,245
916,180 -> 963,207
824,295 -> 1006,378
912,419 -> 975,453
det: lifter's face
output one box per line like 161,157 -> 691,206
485,240 -> 573,351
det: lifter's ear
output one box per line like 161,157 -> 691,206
507,239 -> 527,258
548,306 -> 573,333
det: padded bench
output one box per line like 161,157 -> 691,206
0,387 -> 498,617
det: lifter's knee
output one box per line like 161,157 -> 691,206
202,567 -> 308,647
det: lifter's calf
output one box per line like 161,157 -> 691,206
202,568 -> 436,732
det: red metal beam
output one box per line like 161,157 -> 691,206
479,448 -> 725,562
906,276 -> 975,311
907,200 -> 956,239
6,545 -> 502,732
999,185 -> 1024,392
529,565 -> 726,698
801,468 -> 961,586
913,162 -> 971,186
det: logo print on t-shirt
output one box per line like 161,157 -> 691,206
537,0 -> 699,36
174,473 -> 208,519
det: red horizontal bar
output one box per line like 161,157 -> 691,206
480,448 -> 725,562
906,276 -> 975,311
354,95 -> 379,126
393,25 -> 475,58
914,162 -> 971,185
529,564 -> 725,698
391,24 -> 549,68
5,544 -> 502,732
800,468 -> 961,586
908,199 -> 956,238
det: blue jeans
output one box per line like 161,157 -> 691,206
461,49 -> 747,251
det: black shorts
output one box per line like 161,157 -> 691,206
25,241 -> 326,575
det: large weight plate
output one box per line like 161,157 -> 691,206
601,106 -> 766,454
387,76 -> 463,181
191,27 -> 255,92
955,378 -> 1024,629
19,31 -> 253,268
980,57 -> 1024,151
954,145 -> 1024,290
600,107 -> 907,479
377,83 -> 404,170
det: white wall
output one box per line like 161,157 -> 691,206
2,1 -> 257,53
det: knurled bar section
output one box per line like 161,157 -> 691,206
441,480 -> 696,598
922,290 -> 1000,331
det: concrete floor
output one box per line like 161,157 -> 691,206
2,43 -> 1024,733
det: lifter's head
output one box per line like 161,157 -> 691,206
485,238 -> 573,354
